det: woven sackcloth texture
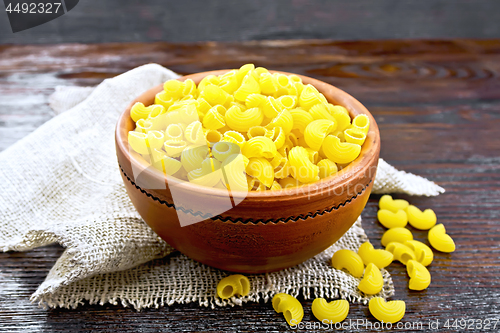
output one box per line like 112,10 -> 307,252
0,64 -> 444,310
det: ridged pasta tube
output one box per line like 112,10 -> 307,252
357,242 -> 393,269
246,157 -> 274,188
184,121 -> 207,145
358,263 -> 384,295
222,130 -> 246,148
368,297 -> 405,323
304,120 -> 335,151
288,146 -> 320,183
220,153 -> 249,192
234,73 -> 261,101
272,293 -> 304,326
322,135 -> 361,164
299,84 -> 326,110
406,260 -> 431,290
181,145 -> 209,172
377,209 -> 408,228
381,227 -> 413,247
241,137 -> 277,159
331,249 -> 364,278
428,224 -> 455,253
202,105 -> 226,130
163,139 -> 187,157
150,148 -> 182,176
317,159 -> 338,179
406,205 -> 437,230
379,195 -> 409,213
130,102 -> 165,122
212,142 -> 240,163
216,274 -> 250,299
385,242 -> 416,265
344,128 -> 367,145
311,298 -> 349,324
225,106 -> 264,132
290,108 -> 314,134
404,240 -> 433,266
128,131 -> 164,155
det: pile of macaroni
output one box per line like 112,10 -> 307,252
127,64 -> 370,191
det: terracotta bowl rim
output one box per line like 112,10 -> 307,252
115,69 -> 380,201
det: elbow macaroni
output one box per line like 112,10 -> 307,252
216,274 -> 250,299
406,205 -> 437,230
128,64 -> 371,190
406,260 -> 431,290
377,209 -> 408,228
369,297 -> 405,324
331,249 -> 364,278
428,224 -> 456,253
272,293 -> 304,326
358,263 -> 384,295
381,227 -> 414,247
357,241 -> 393,269
311,298 -> 349,324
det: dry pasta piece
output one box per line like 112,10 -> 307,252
164,123 -> 184,140
130,102 -> 163,122
331,249 -> 364,278
267,126 -> 286,150
298,84 -> 326,110
212,142 -> 240,162
328,105 -> 351,132
271,152 -> 289,179
187,157 -> 222,187
322,135 -> 361,164
357,241 -> 393,269
128,131 -> 164,155
155,90 -> 177,110
262,96 -> 283,118
304,120 -> 335,151
290,108 -> 314,134
288,146 -> 320,183
181,145 -> 209,172
184,121 -> 207,145
259,72 -> 279,95
428,224 -> 455,253
222,130 -> 246,147
203,105 -> 226,130
216,274 -> 250,299
381,227 -> 413,247
163,79 -> 185,99
267,109 -> 294,134
311,298 -> 349,324
246,126 -> 270,139
234,73 -> 261,101
406,205 -> 437,230
309,103 -> 335,122
404,240 -> 433,266
241,137 -> 277,159
406,260 -> 431,291
358,263 -> 383,295
135,118 -> 153,133
277,95 -> 297,109
272,293 -> 304,327
225,105 -> 264,132
279,176 -> 302,189
150,148 -> 182,176
352,114 -> 370,134
379,195 -> 409,213
246,157 -> 274,188
163,139 -> 187,157
368,297 -> 405,324
220,153 -> 248,192
317,159 -> 338,179
385,242 -> 416,265
204,129 -> 223,145
344,128 -> 367,145
245,93 -> 267,109
377,209 -> 408,228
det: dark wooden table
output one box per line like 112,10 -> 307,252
1,40 -> 499,332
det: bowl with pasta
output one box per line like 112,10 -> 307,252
115,65 -> 380,273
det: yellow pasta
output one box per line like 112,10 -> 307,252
428,224 -> 455,253
311,298 -> 349,324
368,297 -> 406,324
241,136 -> 277,159
220,153 -> 249,192
246,157 -> 274,188
272,293 -> 304,327
150,148 -> 182,176
344,128 -> 367,145
163,139 -> 188,157
352,114 -> 370,134
184,121 -> 207,145
377,209 -> 408,228
304,120 -> 335,151
317,159 -> 338,179
288,146 -> 319,183
130,64 -> 372,191
385,242 -> 416,265
202,105 -> 226,130
406,260 -> 431,291
181,145 -> 209,172
381,227 -> 413,247
404,240 -> 433,266
331,249 -> 364,278
279,176 -> 301,189
220,131 -> 245,149
358,263 -> 384,295
164,123 -> 184,140
406,205 -> 437,230
322,135 -> 361,164
216,274 -> 250,299
187,157 -> 222,187
298,84 -> 326,110
234,72 -> 261,101
290,108 -> 314,134
225,105 -> 264,132
357,241 -> 394,269
379,195 -> 409,213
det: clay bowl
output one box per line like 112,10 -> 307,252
115,70 -> 380,273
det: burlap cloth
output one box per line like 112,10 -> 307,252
0,64 -> 444,310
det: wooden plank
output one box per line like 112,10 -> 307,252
0,40 -> 499,332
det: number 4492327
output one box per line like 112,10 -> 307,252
6,2 -> 62,14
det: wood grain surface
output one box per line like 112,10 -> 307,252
0,40 -> 499,332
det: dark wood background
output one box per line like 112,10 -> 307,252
1,0 -> 500,44
1,40 -> 500,332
